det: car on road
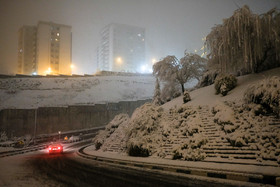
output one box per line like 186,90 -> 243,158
48,143 -> 63,154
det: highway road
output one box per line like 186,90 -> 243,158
1,142 -> 257,187
28,144 -> 192,187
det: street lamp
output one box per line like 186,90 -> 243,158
33,108 -> 37,145
58,131 -> 61,141
33,98 -> 39,145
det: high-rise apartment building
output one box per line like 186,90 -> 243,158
18,21 -> 72,75
97,23 -> 145,72
17,26 -> 37,75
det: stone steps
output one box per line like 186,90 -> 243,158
202,129 -> 217,132
196,106 -> 264,162
159,106 -> 279,165
207,153 -> 256,159
269,122 -> 280,126
204,149 -> 258,155
105,143 -> 123,152
203,146 -> 258,151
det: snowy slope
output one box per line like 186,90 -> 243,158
0,75 -> 155,109
93,67 -> 280,165
162,67 -> 280,110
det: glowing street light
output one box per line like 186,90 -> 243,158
141,65 -> 147,72
140,64 -> 152,74
70,64 -> 75,69
152,58 -> 157,64
45,67 -> 52,75
116,57 -> 123,65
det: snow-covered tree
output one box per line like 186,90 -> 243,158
161,81 -> 181,103
153,78 -> 162,106
153,52 -> 206,93
206,5 -> 280,74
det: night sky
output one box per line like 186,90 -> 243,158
0,0 -> 279,74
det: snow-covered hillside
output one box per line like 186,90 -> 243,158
93,68 -> 280,165
0,75 -> 155,109
163,67 -> 280,110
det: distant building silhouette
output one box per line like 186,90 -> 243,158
18,21 -> 72,75
97,23 -> 145,72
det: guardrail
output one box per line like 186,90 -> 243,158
0,144 -> 47,158
77,145 -> 280,186
0,127 -> 103,158
34,126 -> 104,144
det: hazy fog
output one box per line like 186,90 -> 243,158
0,0 -> 279,74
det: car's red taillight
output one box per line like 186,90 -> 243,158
58,147 -> 61,150
49,147 -> 52,150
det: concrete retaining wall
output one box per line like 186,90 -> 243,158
0,100 -> 150,138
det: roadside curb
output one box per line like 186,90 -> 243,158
77,146 -> 280,186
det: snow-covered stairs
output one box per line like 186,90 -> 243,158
197,106 -> 260,163
160,105 -> 261,162
160,113 -> 189,159
267,116 -> 280,126
105,142 -> 124,153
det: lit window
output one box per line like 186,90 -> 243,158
57,33 -> 60,36
138,33 -> 141,37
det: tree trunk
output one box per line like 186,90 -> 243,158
181,84 -> 185,93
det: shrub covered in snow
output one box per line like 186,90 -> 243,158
183,91 -> 191,103
244,76 -> 280,117
198,70 -> 219,88
226,133 -> 247,147
213,104 -> 235,127
127,141 -> 150,157
216,101 -> 280,163
172,134 -> 207,161
257,132 -> 280,162
214,74 -> 237,96
92,114 -> 129,150
126,103 -> 164,157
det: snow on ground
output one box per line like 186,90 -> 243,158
0,75 -> 155,109
0,153 -> 61,186
93,68 -> 280,165
162,67 -> 280,110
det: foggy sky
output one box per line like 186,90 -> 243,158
0,0 -> 279,74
